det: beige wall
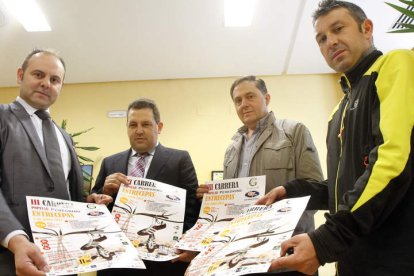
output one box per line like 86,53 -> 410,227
0,74 -> 342,275
0,74 -> 342,181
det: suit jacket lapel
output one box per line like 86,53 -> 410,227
146,144 -> 169,180
58,127 -> 85,200
10,102 -> 52,176
118,149 -> 131,175
58,125 -> 77,164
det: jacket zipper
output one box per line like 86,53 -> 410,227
335,77 -> 351,213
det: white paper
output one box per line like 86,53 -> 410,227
176,176 -> 266,252
112,177 -> 186,261
26,196 -> 145,275
185,196 -> 310,276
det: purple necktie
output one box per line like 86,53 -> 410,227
130,154 -> 147,178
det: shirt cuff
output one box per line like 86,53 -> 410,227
1,230 -> 29,248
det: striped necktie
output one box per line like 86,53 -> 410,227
130,153 -> 147,178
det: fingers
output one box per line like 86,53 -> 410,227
256,192 -> 277,205
256,186 -> 287,205
102,183 -> 119,196
269,234 -> 320,275
86,193 -> 97,203
16,262 -> 48,276
103,173 -> 128,196
196,184 -> 210,201
279,234 -> 307,257
280,239 -> 295,257
269,254 -> 319,275
172,250 -> 198,263
98,194 -> 114,205
87,193 -> 114,205
255,194 -> 270,205
28,248 -> 50,273
171,249 -> 181,263
10,237 -> 49,276
268,255 -> 295,273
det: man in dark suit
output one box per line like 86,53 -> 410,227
91,98 -> 200,276
0,49 -> 112,276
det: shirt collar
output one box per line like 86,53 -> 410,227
130,141 -> 158,157
16,96 -> 50,116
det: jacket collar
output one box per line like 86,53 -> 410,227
237,111 -> 274,136
344,49 -> 383,87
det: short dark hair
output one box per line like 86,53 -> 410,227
312,0 -> 367,30
127,98 -> 161,123
230,75 -> 268,99
21,48 -> 66,73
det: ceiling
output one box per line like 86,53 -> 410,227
0,0 -> 413,87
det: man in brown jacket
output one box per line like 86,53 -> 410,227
196,76 -> 323,275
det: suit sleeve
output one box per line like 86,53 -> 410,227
91,158 -> 108,194
179,151 -> 201,231
0,190 -> 25,242
0,116 -> 25,241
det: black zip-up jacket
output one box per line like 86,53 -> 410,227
285,49 -> 414,276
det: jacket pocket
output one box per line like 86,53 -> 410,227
262,142 -> 293,170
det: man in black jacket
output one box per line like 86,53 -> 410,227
91,98 -> 200,276
258,1 -> 414,275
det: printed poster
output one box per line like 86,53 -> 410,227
112,177 -> 186,261
185,196 -> 310,276
176,176 -> 266,252
26,196 -> 145,276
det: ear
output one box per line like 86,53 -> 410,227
265,93 -> 271,106
17,68 -> 24,84
361,19 -> 373,39
157,121 -> 164,134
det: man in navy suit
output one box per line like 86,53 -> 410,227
91,98 -> 200,276
0,49 -> 111,276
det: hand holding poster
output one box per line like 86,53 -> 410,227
26,196 -> 145,275
112,177 -> 186,261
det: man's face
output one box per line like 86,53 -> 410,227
17,53 -> 65,109
314,8 -> 373,73
127,108 -> 163,154
232,81 -> 270,129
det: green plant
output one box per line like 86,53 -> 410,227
386,0 -> 414,33
61,120 -> 99,190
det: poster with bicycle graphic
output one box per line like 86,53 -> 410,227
112,177 -> 186,261
185,196 -> 310,276
175,175 -> 266,252
26,196 -> 145,275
